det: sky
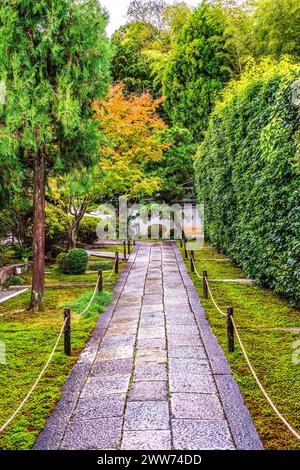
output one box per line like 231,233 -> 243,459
100,0 -> 202,36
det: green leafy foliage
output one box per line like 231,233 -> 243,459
163,1 -> 233,141
145,127 -> 196,202
89,261 -> 113,271
4,275 -> 24,287
65,248 -> 88,275
56,252 -> 67,272
195,59 -> 300,301
252,0 -> 300,60
78,217 -> 102,245
45,203 -> 70,251
0,0 -> 111,192
66,289 -> 112,318
111,22 -> 154,94
57,248 -> 88,275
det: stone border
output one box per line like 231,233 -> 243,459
33,245 -> 140,450
172,241 -> 263,450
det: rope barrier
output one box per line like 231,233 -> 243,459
72,258 -> 117,319
204,275 -> 227,317
0,318 -> 67,434
103,257 -> 117,281
0,258 -> 121,434
231,316 -> 300,441
194,258 -> 300,442
71,274 -> 100,319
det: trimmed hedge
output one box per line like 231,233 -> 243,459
195,60 -> 300,301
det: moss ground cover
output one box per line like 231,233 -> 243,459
0,265 -> 122,450
180,243 -> 300,450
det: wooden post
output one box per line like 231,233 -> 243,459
97,270 -> 103,292
190,250 -> 195,273
115,251 -> 119,274
227,306 -> 234,353
184,240 -> 188,259
123,241 -> 127,261
64,307 -> 71,356
203,270 -> 208,299
127,238 -> 131,256
133,239 -> 136,246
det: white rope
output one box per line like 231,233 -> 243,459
0,318 -> 67,434
231,316 -> 300,441
188,252 -> 227,317
195,255 -> 300,441
103,257 -> 117,281
205,276 -> 227,317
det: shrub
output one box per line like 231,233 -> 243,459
4,275 -> 24,287
49,244 -> 63,259
61,248 -> 88,275
65,290 -> 112,317
195,59 -> 300,301
78,217 -> 99,245
56,252 -> 67,272
45,203 -> 70,250
89,261 -> 113,271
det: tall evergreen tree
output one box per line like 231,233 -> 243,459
163,1 -> 232,140
0,0 -> 111,310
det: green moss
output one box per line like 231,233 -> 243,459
0,266 -> 123,450
181,243 -> 300,450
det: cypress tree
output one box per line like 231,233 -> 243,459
163,1 -> 232,141
0,0 -> 111,310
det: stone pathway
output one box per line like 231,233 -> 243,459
35,242 -> 262,451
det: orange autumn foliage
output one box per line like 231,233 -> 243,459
93,83 -> 169,199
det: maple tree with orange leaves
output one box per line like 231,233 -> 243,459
93,83 -> 170,200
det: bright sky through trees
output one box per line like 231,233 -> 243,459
100,0 -> 202,35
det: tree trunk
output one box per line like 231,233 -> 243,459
67,222 -> 80,249
67,202 -> 89,249
28,150 -> 45,311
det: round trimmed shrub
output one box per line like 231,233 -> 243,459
64,248 -> 88,274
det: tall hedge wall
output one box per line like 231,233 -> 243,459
195,60 -> 300,301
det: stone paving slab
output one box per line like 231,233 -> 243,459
124,401 -> 170,431
34,241 -> 262,451
129,381 -> 167,401
171,393 -> 224,420
121,430 -> 171,450
172,419 -> 235,450
61,417 -> 123,450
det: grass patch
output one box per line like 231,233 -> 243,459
66,290 -> 112,317
180,242 -> 300,450
89,261 -> 113,271
19,258 -> 125,286
0,265 -> 122,450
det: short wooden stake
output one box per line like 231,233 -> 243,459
64,307 -> 71,356
190,250 -> 195,273
115,251 -> 119,274
97,270 -> 103,292
227,306 -> 234,353
203,270 -> 208,299
123,241 -> 127,261
127,238 -> 131,256
184,241 -> 188,259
